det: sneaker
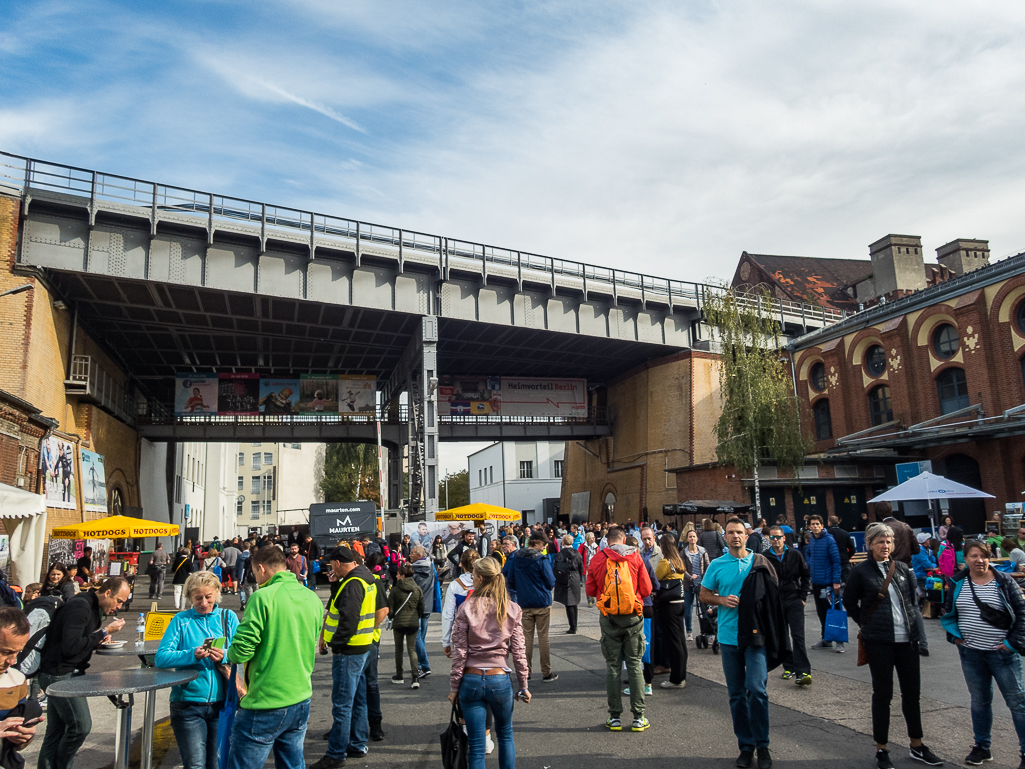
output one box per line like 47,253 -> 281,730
346,748 -> 368,758
623,686 -> 631,695
909,744 -> 943,766
411,680 -> 420,690
811,640 -> 833,650
686,632 -> 694,641
309,757 -> 347,769
542,673 -> 559,683
631,716 -> 650,732
964,746 -> 992,765
834,642 -> 846,653
644,684 -> 653,695
390,675 -> 404,684
485,735 -> 495,755
660,680 -> 686,689
38,696 -> 47,710
781,670 -> 794,680
737,749 -> 754,768
418,668 -> 432,678
757,746 -> 772,769
795,674 -> 812,687
876,749 -> 894,769
606,717 -> 622,731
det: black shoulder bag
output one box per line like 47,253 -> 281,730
966,577 -> 1013,631
440,699 -> 468,769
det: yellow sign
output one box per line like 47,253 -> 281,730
51,515 -> 180,540
435,503 -> 521,522
144,612 -> 178,641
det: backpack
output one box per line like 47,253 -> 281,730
0,578 -> 21,609
16,597 -> 61,678
553,553 -> 573,586
938,544 -> 957,577
598,557 -> 642,617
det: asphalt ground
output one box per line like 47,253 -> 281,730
16,586 -> 1025,768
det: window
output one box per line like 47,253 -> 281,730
813,400 -> 833,441
937,368 -> 969,414
519,461 -> 533,479
554,460 -> 564,478
252,453 -> 261,469
237,476 -> 243,491
263,500 -> 272,515
810,362 -> 826,392
263,474 -> 273,492
264,452 -> 273,466
489,466 -> 494,484
250,501 -> 260,520
933,323 -> 959,359
865,345 -> 886,377
479,469 -> 483,487
868,385 -> 893,426
1016,301 -> 1025,335
252,443 -> 262,447
236,498 -> 243,515
251,476 -> 261,495
238,452 -> 244,467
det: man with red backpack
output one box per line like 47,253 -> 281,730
585,526 -> 652,733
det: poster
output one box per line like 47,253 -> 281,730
217,373 -> 260,415
437,376 -> 501,417
0,536 -> 9,580
40,436 -> 77,510
337,376 -> 376,414
259,378 -> 300,414
86,538 -> 110,577
298,375 -> 339,413
80,449 -> 107,514
500,377 -> 587,417
402,521 -> 474,552
174,373 -> 218,415
46,537 -> 76,569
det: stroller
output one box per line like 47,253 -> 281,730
694,602 -> 720,654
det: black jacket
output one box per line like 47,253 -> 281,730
766,547 -> 810,603
827,526 -> 856,566
738,554 -> 791,671
39,591 -> 106,676
843,558 -> 919,645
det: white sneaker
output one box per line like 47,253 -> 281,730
686,632 -> 694,641
485,735 -> 495,755
411,680 -> 420,690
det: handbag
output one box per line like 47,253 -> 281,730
440,700 -> 469,769
310,558 -> 321,575
966,577 -> 1013,630
657,578 -> 684,603
856,560 -> 896,667
216,664 -> 240,769
823,591 -> 849,643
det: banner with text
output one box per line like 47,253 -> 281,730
438,376 -> 586,418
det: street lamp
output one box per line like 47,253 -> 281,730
0,284 -> 32,298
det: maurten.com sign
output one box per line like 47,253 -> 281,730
309,502 -> 377,538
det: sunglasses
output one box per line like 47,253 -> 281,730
768,535 -> 784,540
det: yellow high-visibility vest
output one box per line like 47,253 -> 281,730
323,575 -> 377,649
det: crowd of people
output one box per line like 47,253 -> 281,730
3,507 -> 1024,769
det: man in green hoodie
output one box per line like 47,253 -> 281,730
226,543 -> 324,769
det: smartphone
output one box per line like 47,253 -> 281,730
201,637 -> 215,650
21,717 -> 43,727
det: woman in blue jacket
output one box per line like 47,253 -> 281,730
155,571 -> 240,769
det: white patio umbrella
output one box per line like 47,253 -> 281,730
869,471 -> 994,538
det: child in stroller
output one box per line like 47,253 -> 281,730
694,601 -> 720,654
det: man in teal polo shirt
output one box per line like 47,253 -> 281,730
701,518 -> 771,769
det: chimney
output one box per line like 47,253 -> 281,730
936,238 -> 990,277
867,234 -> 925,299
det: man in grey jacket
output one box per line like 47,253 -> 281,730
410,546 -> 435,677
148,543 -> 170,599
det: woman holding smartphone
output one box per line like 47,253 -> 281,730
155,571 -> 240,769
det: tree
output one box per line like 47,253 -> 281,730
439,469 -> 469,510
703,286 -> 808,522
320,443 -> 381,506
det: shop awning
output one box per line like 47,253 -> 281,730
50,515 -> 179,540
435,504 -> 522,522
0,483 -> 46,518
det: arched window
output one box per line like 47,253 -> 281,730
937,368 -> 969,414
933,323 -> 959,359
868,385 -> 893,426
810,362 -> 826,392
813,399 -> 832,441
865,345 -> 886,377
1016,300 -> 1025,335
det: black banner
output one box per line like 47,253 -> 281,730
309,502 -> 378,538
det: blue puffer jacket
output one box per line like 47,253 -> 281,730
502,548 -> 555,609
154,606 -> 240,703
805,531 -> 841,586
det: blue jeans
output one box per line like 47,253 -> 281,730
684,586 -> 699,633
227,699 -> 309,769
364,642 -> 382,724
459,672 -> 516,769
959,645 -> 1025,753
415,614 -> 431,671
169,701 -> 221,769
720,644 -> 770,751
328,651 -> 370,758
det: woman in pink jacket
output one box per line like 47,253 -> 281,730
449,556 -> 531,769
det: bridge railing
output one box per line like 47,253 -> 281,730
0,151 -> 844,328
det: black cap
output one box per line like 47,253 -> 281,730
329,547 -> 360,564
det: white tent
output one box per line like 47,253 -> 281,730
868,471 -> 994,503
0,482 -> 47,588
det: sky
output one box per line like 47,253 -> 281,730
4,0 -> 1025,474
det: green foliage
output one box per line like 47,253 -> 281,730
703,286 -> 808,475
321,443 -> 380,506
439,469 -> 469,510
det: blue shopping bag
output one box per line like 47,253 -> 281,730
642,617 -> 652,664
823,592 -> 849,644
217,664 -> 240,769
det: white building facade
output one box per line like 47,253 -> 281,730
468,441 -> 565,525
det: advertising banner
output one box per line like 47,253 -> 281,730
309,501 -> 378,538
174,373 -> 218,415
338,376 -> 376,414
86,539 -> 110,577
80,449 -> 107,514
218,373 -> 260,415
402,520 -> 475,552
41,436 -> 77,510
438,376 -> 501,417
501,377 -> 587,417
298,375 -> 339,413
259,378 -> 300,414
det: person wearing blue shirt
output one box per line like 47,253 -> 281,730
701,518 -> 772,769
805,516 -> 843,653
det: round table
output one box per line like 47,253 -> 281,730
46,668 -> 197,769
96,640 -> 164,766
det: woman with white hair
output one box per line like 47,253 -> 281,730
843,522 -> 942,769
155,571 -> 241,769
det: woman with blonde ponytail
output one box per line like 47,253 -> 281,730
449,556 -> 530,769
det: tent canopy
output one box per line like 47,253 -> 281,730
0,483 -> 45,519
50,515 -> 180,540
435,504 -> 521,522
868,471 -> 995,503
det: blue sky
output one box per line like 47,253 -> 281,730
4,0 -> 1025,283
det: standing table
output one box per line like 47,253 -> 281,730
97,640 -> 164,768
45,667 -> 197,769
